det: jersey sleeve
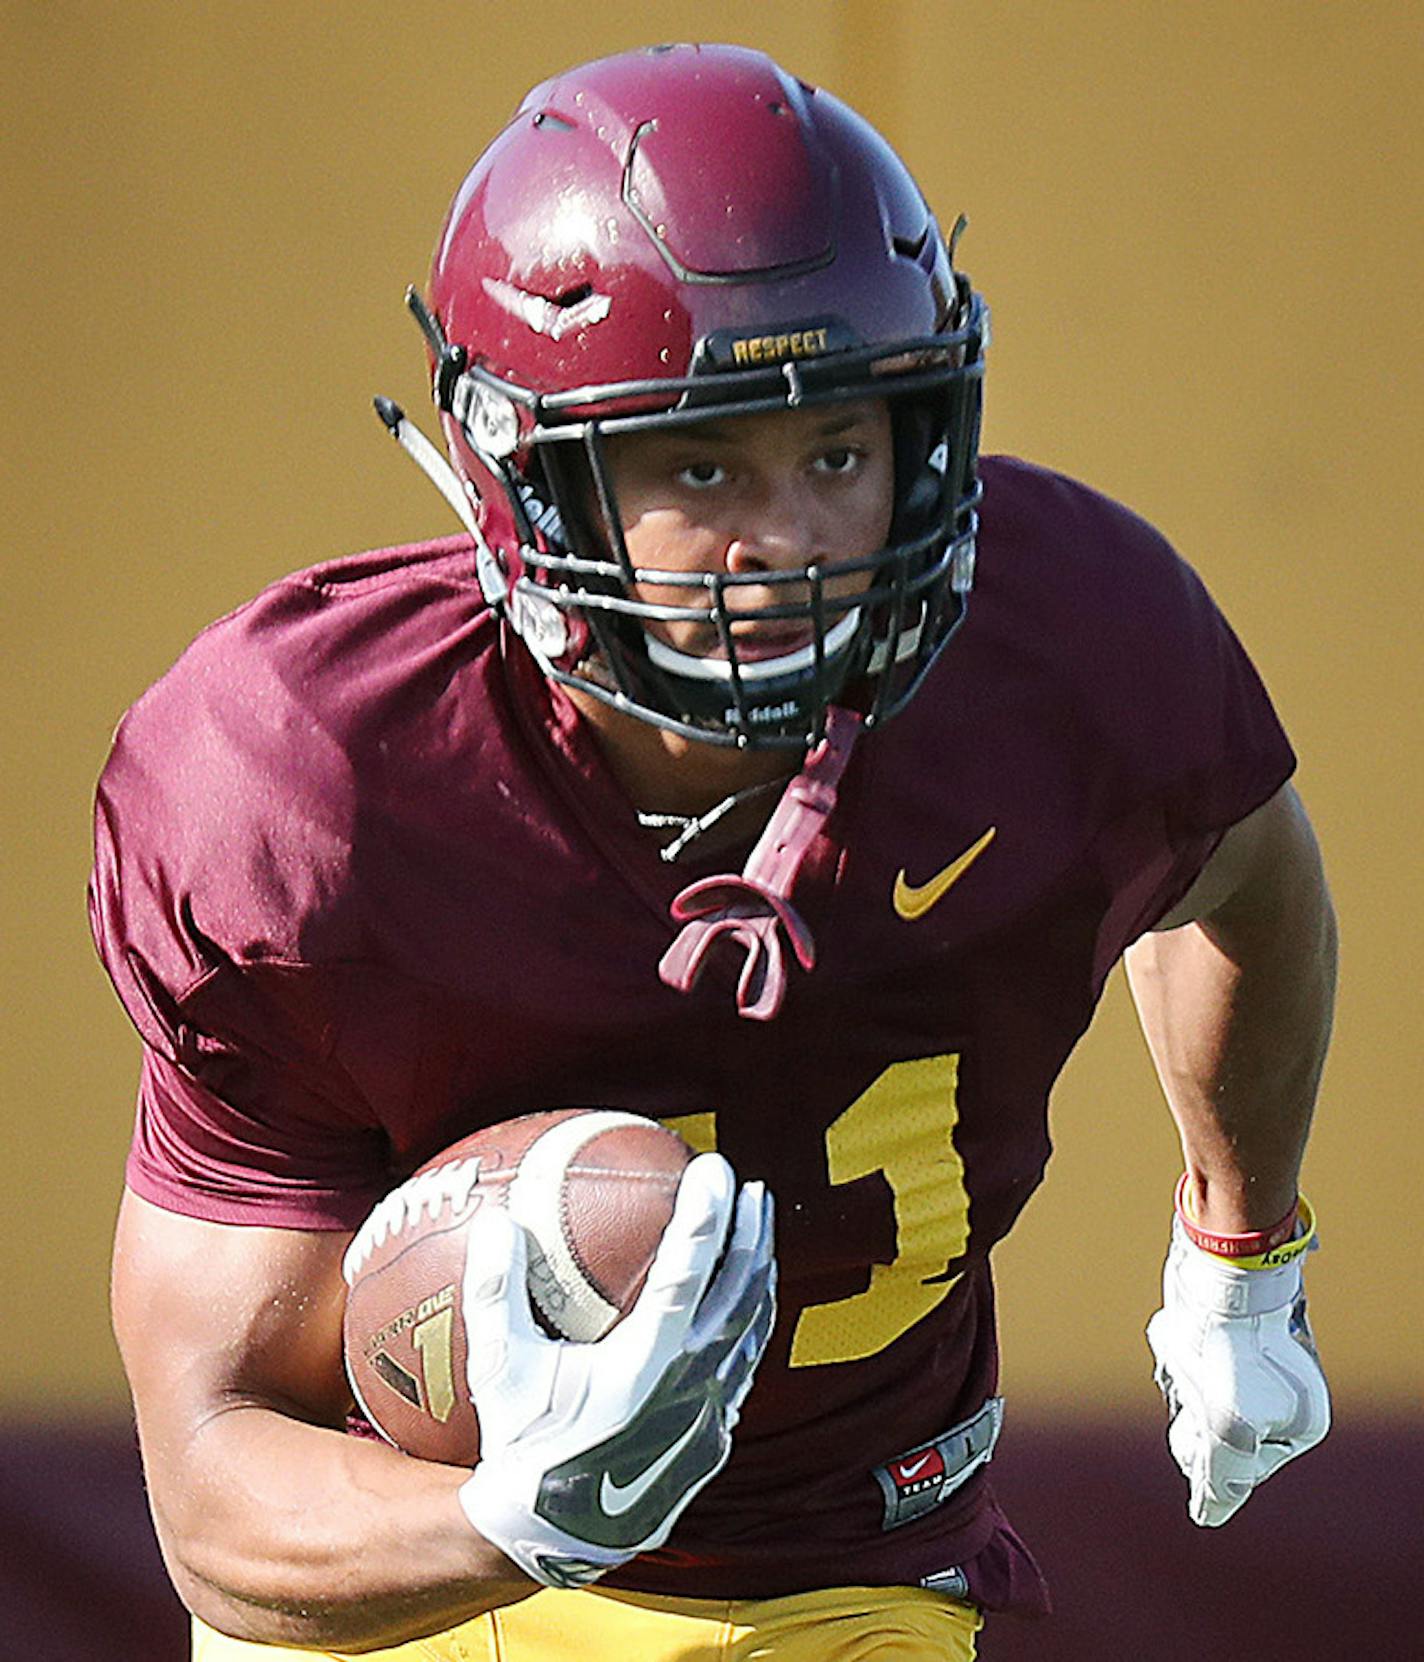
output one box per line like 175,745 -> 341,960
89,584 -> 394,1230
1096,553 -> 1294,971
93,766 -> 391,1227
1081,479 -> 1295,960
976,459 -> 1297,975
125,1045 -> 386,1230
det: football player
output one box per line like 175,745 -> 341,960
93,43 -> 1334,1662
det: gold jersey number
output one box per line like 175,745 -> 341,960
667,1052 -> 970,1369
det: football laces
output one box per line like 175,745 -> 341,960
342,1158 -> 489,1282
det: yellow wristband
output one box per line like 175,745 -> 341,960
1209,1195 -> 1317,1270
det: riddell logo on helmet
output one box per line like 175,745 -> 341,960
730,700 -> 801,725
516,482 -> 567,545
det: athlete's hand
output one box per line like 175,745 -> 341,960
1147,1214 -> 1330,1527
457,1153 -> 775,1587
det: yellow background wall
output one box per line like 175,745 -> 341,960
3,1 -> 1419,1417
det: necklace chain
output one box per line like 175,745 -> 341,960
637,774 -> 790,863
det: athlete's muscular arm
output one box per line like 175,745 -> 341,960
1124,781 -> 1336,1231
1124,782 -> 1334,1524
113,1157 -> 772,1647
111,1190 -> 536,1651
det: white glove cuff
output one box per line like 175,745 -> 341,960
1166,1216 -> 1303,1316
458,1466 -> 629,1590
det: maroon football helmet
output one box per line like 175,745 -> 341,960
414,42 -> 986,748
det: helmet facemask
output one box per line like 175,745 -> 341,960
436,301 -> 985,751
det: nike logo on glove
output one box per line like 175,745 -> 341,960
893,827 -> 996,920
598,1401 -> 718,1518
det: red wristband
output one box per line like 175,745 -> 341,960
1174,1174 -> 1300,1259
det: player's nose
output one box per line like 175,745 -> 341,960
724,472 -> 821,574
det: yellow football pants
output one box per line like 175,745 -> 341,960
192,1582 -> 981,1660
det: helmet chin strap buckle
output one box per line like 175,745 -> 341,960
657,707 -> 862,1019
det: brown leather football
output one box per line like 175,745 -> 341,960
341,1109 -> 694,1464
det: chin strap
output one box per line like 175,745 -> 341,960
657,708 -> 862,1020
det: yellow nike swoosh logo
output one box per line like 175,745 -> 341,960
892,827 -> 997,921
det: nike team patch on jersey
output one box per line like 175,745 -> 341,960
873,1397 -> 1005,1530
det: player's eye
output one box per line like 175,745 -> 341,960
677,460 -> 728,489
814,446 -> 862,477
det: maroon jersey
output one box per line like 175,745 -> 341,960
90,456 -> 1293,1614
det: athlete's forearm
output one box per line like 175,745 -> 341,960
146,1403 -> 535,1649
1124,791 -> 1336,1233
112,1192 -> 536,1649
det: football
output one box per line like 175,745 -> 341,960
341,1108 -> 695,1464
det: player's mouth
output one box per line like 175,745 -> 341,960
726,622 -> 816,662
645,608 -> 863,681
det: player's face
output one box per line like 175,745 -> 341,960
601,400 -> 895,662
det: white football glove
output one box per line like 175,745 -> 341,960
458,1152 -> 775,1588
1147,1212 -> 1329,1527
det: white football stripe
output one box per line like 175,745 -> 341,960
507,1111 -> 651,1342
